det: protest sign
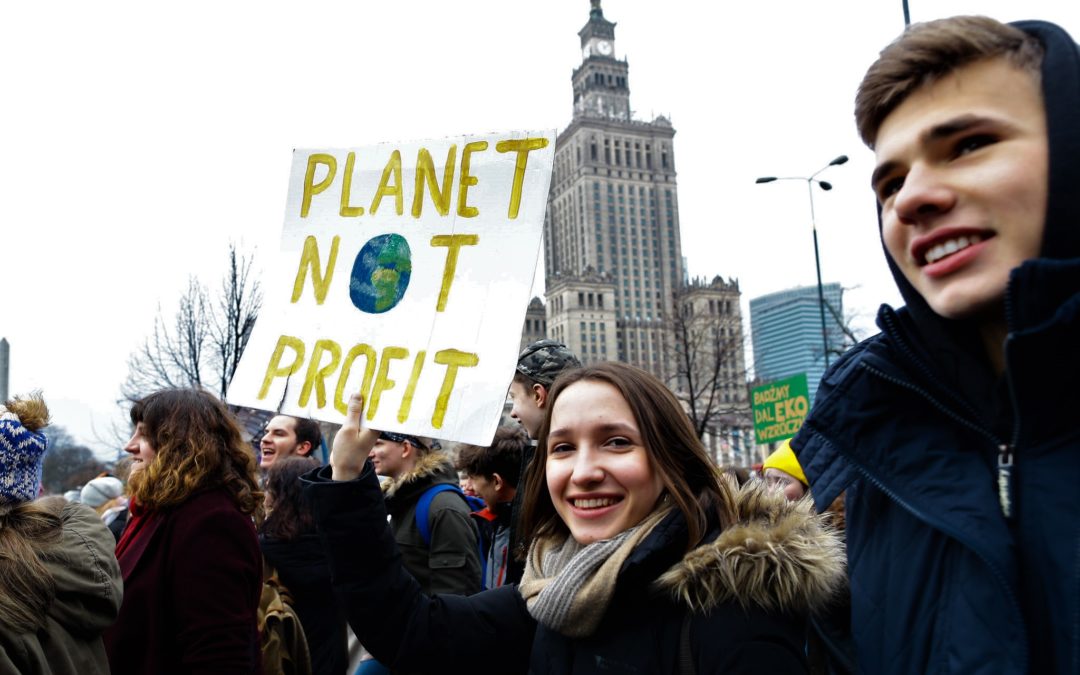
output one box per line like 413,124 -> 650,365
751,373 -> 810,444
227,131 -> 556,445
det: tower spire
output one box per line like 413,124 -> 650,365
574,1 -> 626,119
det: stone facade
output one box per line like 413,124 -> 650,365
526,1 -> 755,466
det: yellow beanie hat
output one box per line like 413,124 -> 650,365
762,440 -> 808,487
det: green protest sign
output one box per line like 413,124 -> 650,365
751,373 -> 810,444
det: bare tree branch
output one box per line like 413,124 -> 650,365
823,297 -> 863,355
667,280 -> 754,466
210,244 -> 262,400
120,244 -> 262,404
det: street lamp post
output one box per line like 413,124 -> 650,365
755,155 -> 848,370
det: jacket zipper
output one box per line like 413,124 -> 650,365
1000,334 -> 1022,521
1003,293 -> 1080,669
877,309 -> 1018,521
857,361 -> 1028,672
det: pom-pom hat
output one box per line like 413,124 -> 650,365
0,394 -> 50,506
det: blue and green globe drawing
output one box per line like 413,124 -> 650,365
349,234 -> 412,313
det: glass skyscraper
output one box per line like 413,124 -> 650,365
749,283 -> 845,404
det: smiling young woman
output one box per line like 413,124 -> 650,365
305,361 -> 845,674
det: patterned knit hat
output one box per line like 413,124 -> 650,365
0,394 -> 50,506
516,340 -> 581,387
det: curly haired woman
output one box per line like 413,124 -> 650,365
104,389 -> 265,675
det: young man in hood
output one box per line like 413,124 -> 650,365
792,16 -> 1080,674
456,425 -> 528,588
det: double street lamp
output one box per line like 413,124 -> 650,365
755,155 -> 848,369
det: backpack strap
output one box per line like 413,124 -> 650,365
415,483 -> 461,546
415,483 -> 489,589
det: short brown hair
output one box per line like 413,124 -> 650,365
129,389 -> 264,524
856,16 -> 1044,147
456,426 -> 528,487
292,417 -> 323,454
518,362 -> 735,551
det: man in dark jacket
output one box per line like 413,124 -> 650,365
370,431 -> 481,595
792,16 -> 1080,674
456,425 -> 528,587
507,340 -> 581,571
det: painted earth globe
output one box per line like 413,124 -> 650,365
350,233 -> 412,313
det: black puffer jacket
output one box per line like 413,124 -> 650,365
303,462 -> 844,674
793,19 -> 1080,675
261,533 -> 348,675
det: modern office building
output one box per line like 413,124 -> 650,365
749,283 -> 845,404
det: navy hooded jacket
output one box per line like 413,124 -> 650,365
792,19 -> 1080,674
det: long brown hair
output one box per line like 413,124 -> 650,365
128,389 -> 264,524
260,455 -> 319,541
518,362 -> 734,551
0,497 -> 65,632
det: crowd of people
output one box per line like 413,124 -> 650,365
0,13 -> 1077,674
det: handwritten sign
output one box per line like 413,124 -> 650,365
751,373 -> 810,444
227,131 -> 556,445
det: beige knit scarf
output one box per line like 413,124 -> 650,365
518,504 -> 674,638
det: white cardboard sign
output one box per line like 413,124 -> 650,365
227,131 -> 555,445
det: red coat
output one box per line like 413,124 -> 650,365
104,487 -> 262,675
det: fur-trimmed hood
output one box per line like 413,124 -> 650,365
656,478 -> 845,615
380,451 -> 458,501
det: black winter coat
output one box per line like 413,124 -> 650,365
793,20 -> 1080,674
261,533 -> 349,675
302,462 -> 844,675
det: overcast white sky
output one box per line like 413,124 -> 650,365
4,1 -> 1078,456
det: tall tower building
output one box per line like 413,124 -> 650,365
749,283 -> 844,404
537,2 -> 754,465
0,338 -> 8,403
544,0 -> 684,378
